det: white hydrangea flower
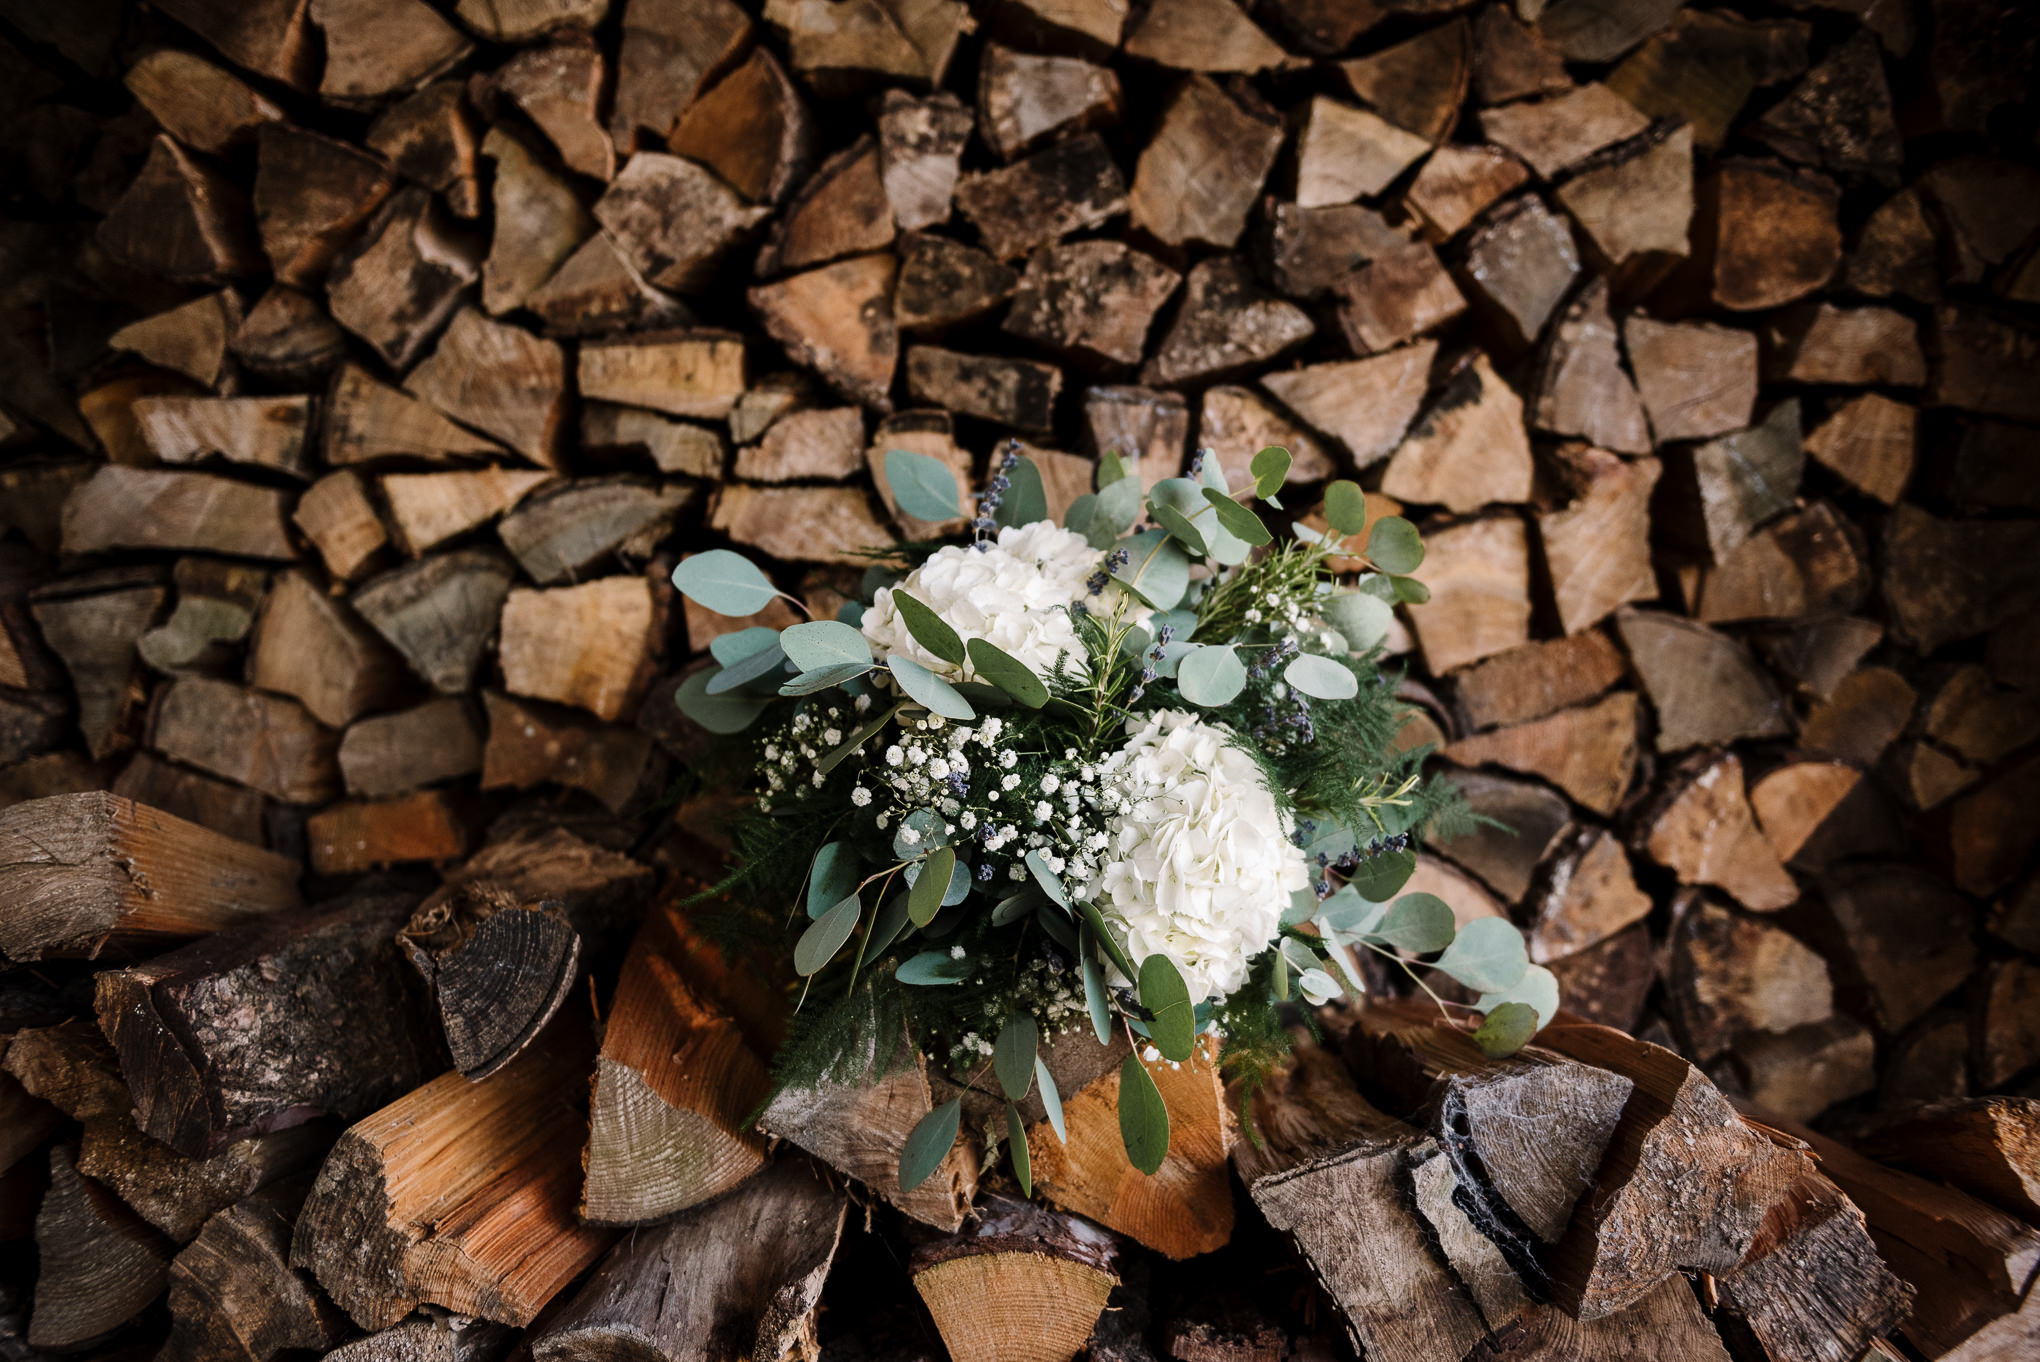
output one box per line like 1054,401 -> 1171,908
1091,710 -> 1310,1002
860,521 -> 1145,681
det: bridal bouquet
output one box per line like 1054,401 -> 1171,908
671,443 -> 1554,1195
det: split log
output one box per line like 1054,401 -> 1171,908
1003,241 -> 1179,367
456,0 -> 607,43
1531,280 -> 1650,455
1617,610 -> 1789,751
28,1145 -> 174,1349
525,234 -> 691,336
1714,1167 -> 1913,1362
115,558 -> 259,676
1262,345 -> 1434,472
599,152 -> 767,292
1740,1024 -> 1874,1122
996,0 -> 1128,49
123,50 -> 285,155
156,1177 -> 346,1362
96,135 -> 263,282
1660,401 -> 1804,567
109,291 -> 240,388
395,879 -> 577,1081
1800,665 -> 1915,767
1450,629 -> 1628,732
1403,145 -> 1528,243
1763,302 -> 1925,388
1861,1099 -> 2040,1224
325,363 -> 506,468
499,576 -> 656,722
248,570 -> 405,730
340,697 -> 483,798
1536,0 -> 1683,63
366,82 -> 483,218
28,568 -> 165,760
1026,1034 -> 1234,1260
1234,1034 -> 1488,1362
910,1193 -> 1119,1362
1332,239 -> 1466,354
324,1315 -> 516,1362
584,404 -> 727,477
867,410 -> 971,536
669,47 -> 810,206
149,676 -> 339,804
0,791 -> 298,962
1751,760 -> 1901,871
498,477 -> 692,582
1756,616 -> 1882,702
711,484 -> 899,564
749,254 -> 898,408
1127,78 -> 1280,252
1443,691 -> 1639,817
131,396 -> 312,480
578,329 -> 748,420
1881,505 -> 2040,654
1477,85 -> 1648,180
1846,185 -> 1940,303
63,467 -> 295,560
764,0 -> 970,89
537,1157 -> 845,1362
957,132 -> 1129,261
253,125 -> 395,288
1622,316 -> 1756,443
1083,386 -> 1186,487
1663,896 -> 1831,1061
405,308 -> 568,468
325,188 -> 483,372
1144,257 -> 1313,387
1556,122 -> 1694,274
906,348 -> 1062,432
611,0 -> 751,144
579,898 -> 778,1220
1198,387 -> 1334,490
1461,195 -> 1582,353
481,690 -> 656,813
1695,500 -> 1868,625
312,0 -> 470,103
896,234 -> 1020,332
306,789 -> 467,873
759,1028 -> 979,1232
381,468 -> 554,555
1339,18 -> 1469,144
1262,200 -> 1405,297
1605,10 -> 1808,152
978,45 -> 1118,161
292,1014 -> 615,1329
1296,97 -> 1429,208
153,0 -> 318,87
877,91 -> 972,232
1701,159 -> 1841,311
1537,447 -> 1661,636
1536,1022 -> 1813,1320
1377,355 -> 1529,514
1473,5 -> 1569,105
1433,771 -> 1571,904
110,754 -> 268,848
480,127 -> 594,316
1644,754 -> 1799,912
735,407 -> 866,482
488,38 -> 615,183
1819,862 -> 1975,1038
96,884 -> 437,1156
1930,306 -> 2040,424
1526,827 -> 1651,964
351,549 -> 518,694
1402,516 -> 1532,674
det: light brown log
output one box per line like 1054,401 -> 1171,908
480,127 -> 594,316
598,152 -> 768,292
351,549 -> 518,694
1477,84 -> 1648,180
381,469 -> 554,556
525,233 -> 690,336
488,37 -> 615,182
325,187 -> 483,371
710,484 -> 898,565
96,135 -> 263,282
1557,122 -> 1694,273
575,332 -> 749,423
1123,0 -> 1292,73
133,396 -> 312,480
748,254 -> 896,408
498,477 -> 693,583
764,0 -> 970,88
109,291 -> 241,389
1696,500 -> 1869,625
611,0 -> 750,143
133,558 -> 264,679
582,901 -> 770,1224
910,1194 -> 1119,1362
1801,665 -> 1915,768
1606,9 -> 1808,151
293,473 -> 387,586
1000,0 -> 1127,47
1333,239 -> 1467,354
395,877 -> 576,1083
1262,344 -> 1435,473
1622,315 -> 1757,443
63,466 -> 294,560
670,47 -> 810,205
1003,241 -> 1178,366
481,689 -> 654,814
498,576 -> 656,723
325,364 -> 507,467
1861,1099 -> 2040,1224
894,233 -> 1019,333
1462,193 -> 1581,352
1339,18 -> 1469,144
1763,302 -> 1926,387
306,789 -> 467,874
455,0 -> 607,42
1617,609 -> 1789,751
29,1145 -> 173,1348
340,697 -> 483,798
1198,387 -> 1334,491
1434,769 -> 1573,904
110,754 -> 268,848
877,91 -> 972,231
1526,827 -> 1650,964
0,791 -> 297,963
1378,355 -> 1528,514
584,404 -> 727,477
1537,446 -> 1661,635
311,0 -> 470,102
1262,200 -> 1406,298
28,569 -> 165,760
958,132 -> 1130,260
1403,145 -> 1529,242
1757,615 -> 1882,701
734,407 -> 866,482
148,677 -> 339,804
253,124 -> 395,288
906,347 -> 1062,432
1402,515 -> 1531,674
1452,629 -> 1627,731
1751,761 -> 1864,863
366,81 -> 483,217
292,1015 -> 615,1329
123,50 -> 285,155
1295,97 -> 1428,208
248,569 -> 404,733
1145,256 -> 1313,387
1473,4 -> 1569,104
978,45 -> 1118,162
405,308 -> 568,468
1127,79 -> 1280,251
1645,754 -> 1799,913
158,1174 -> 347,1362
1702,158 -> 1841,311
1083,385 -> 1186,487
1532,279 -> 1650,455
1443,691 -> 1639,817
1664,895 -> 1830,1061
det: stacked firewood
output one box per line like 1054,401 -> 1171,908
2,0 -> 2039,1356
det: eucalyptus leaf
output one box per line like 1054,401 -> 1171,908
1300,969 -> 1342,1006
1098,450 -> 1131,487
1079,901 -> 1138,983
709,626 -> 781,666
893,809 -> 948,860
1432,916 -> 1531,994
1283,887 -> 1322,928
1176,644 -> 1246,707
892,592 -> 965,666
1370,892 -> 1456,955
672,550 -> 778,616
1316,884 -> 1386,936
1006,1101 -> 1033,1196
885,448 -> 962,522
1272,950 -> 1289,1001
941,856 -> 971,906
1093,475 -> 1144,542
780,620 -> 872,673
1111,529 -> 1190,611
1137,955 -> 1196,1063
1198,455 -> 1228,493
1202,488 -> 1273,545
896,950 -> 972,985
993,1015 -> 1038,1102
1148,499 -> 1208,556
1298,816 -> 1358,866
1035,899 -> 1077,951
1322,592 -> 1394,653
806,842 -> 859,920
1117,1054 -> 1169,1175
898,1098 -> 961,1190
1283,652 -> 1359,700
676,669 -> 771,734
1025,849 -> 1070,906
1392,575 -> 1430,605
888,654 -> 975,721
706,638 -> 789,694
967,637 -> 1048,707
1476,963 -> 1560,1030
1148,608 -> 1198,679
837,599 -> 867,627
1324,481 -> 1367,537
866,892 -> 912,958
992,886 -> 1045,926
1473,1002 -> 1540,1058
1035,1058 -> 1066,1143
1251,446 -> 1291,499
1346,848 -> 1416,902
816,701 -> 902,775
1367,516 -> 1424,574
1081,926 -> 1112,1043
908,846 -> 955,926
994,455 -> 1047,528
1280,937 -> 1323,977
794,893 -> 861,975
1063,492 -> 1098,538
778,662 -> 870,695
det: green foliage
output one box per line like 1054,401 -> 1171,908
886,449 -> 962,521
673,550 -> 778,615
1117,1053 -> 1169,1174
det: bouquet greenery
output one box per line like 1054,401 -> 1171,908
670,441 -> 1554,1196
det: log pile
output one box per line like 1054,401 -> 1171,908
2,0 -> 2039,1357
